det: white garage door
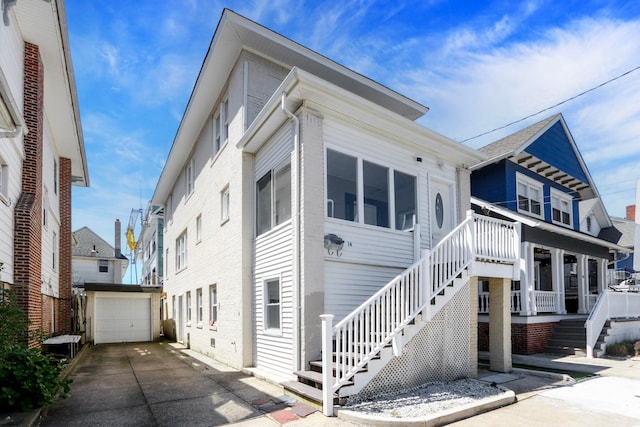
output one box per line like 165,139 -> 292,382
95,296 -> 151,344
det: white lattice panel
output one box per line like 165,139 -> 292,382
353,282 -> 472,400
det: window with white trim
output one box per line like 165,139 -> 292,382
0,156 -> 8,204
264,278 -> 281,331
221,185 -> 230,223
176,230 -> 187,271
196,288 -> 203,325
516,173 -> 543,218
213,97 -> 229,157
185,157 -> 195,195
186,291 -> 192,323
52,233 -> 57,270
209,284 -> 218,328
551,189 -> 572,227
326,148 -> 417,230
256,162 -> 291,236
98,259 -> 108,273
196,214 -> 202,243
53,159 -> 58,195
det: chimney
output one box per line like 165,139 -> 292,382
115,219 -> 122,258
626,205 -> 636,221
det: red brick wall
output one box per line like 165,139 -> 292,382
58,157 -> 72,333
478,321 -> 558,355
14,42 -> 44,347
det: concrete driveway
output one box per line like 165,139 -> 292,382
37,341 -> 353,426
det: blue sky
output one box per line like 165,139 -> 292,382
66,1 -> 640,283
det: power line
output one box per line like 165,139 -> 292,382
460,65 -> 640,143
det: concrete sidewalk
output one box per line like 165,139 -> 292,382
34,341 -> 355,426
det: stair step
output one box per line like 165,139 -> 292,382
282,380 -> 339,407
294,370 -> 354,388
544,345 -> 586,357
309,360 -> 368,374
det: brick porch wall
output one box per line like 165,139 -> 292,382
478,321 -> 558,355
14,42 -> 44,347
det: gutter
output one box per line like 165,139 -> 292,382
281,92 -> 301,373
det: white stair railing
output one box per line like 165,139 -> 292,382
586,290 -> 640,358
321,212 -> 520,415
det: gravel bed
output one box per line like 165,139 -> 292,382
343,379 -> 506,418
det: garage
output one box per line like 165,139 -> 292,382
83,284 -> 162,344
95,295 -> 151,343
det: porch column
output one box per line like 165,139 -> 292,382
519,242 -> 533,316
551,248 -> 566,314
489,277 -> 512,373
577,254 -> 588,314
599,258 -> 608,293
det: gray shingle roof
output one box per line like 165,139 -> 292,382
72,226 -> 116,258
609,217 -> 637,248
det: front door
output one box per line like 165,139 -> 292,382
430,178 -> 455,247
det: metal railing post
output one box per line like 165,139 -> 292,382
320,314 -> 335,416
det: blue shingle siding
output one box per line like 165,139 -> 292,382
526,121 -> 589,184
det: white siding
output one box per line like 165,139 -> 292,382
0,12 -> 25,285
321,116 -> 460,318
254,224 -> 293,379
253,121 -> 294,380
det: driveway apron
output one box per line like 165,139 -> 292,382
39,342 -> 280,426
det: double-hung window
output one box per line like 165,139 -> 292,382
551,189 -> 572,227
213,98 -> 229,157
516,173 -> 543,218
209,284 -> 218,327
256,162 -> 291,236
326,149 -> 417,230
196,288 -> 203,325
186,291 -> 192,323
0,156 -> 8,205
98,259 -> 108,273
264,278 -> 281,332
185,157 -> 195,196
176,231 -> 187,271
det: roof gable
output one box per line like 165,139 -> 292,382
72,227 -> 115,258
474,113 -> 599,202
526,121 -> 588,183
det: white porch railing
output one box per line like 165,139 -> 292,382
320,212 -> 520,416
585,290 -> 640,358
478,291 -> 521,313
533,291 -> 557,313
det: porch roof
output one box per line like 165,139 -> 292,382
471,197 -> 631,254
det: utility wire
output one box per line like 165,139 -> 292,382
460,65 -> 640,143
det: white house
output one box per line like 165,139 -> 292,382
137,203 -> 164,286
72,221 -> 129,285
0,0 -> 89,342
151,9 -> 519,414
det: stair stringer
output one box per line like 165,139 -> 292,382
339,271 -> 473,398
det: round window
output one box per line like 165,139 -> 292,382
435,193 -> 444,228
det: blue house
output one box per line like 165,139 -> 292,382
470,113 -> 636,357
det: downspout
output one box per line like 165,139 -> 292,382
281,92 -> 301,372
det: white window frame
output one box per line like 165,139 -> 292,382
98,259 -> 109,273
256,161 -> 291,236
52,232 -> 57,271
515,172 -> 544,219
196,288 -> 203,326
185,157 -> 195,196
550,188 -> 573,228
53,159 -> 58,195
263,277 -> 282,334
176,230 -> 188,272
186,291 -> 192,324
196,214 -> 202,243
209,284 -> 218,329
212,96 -> 229,158
325,147 -> 417,231
0,156 -> 8,206
221,185 -> 230,224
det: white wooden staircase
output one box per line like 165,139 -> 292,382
282,212 -> 521,415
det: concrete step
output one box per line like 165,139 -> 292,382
282,380 -> 339,409
293,370 -> 354,389
544,345 -> 586,357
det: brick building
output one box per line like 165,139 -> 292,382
0,1 -> 89,345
